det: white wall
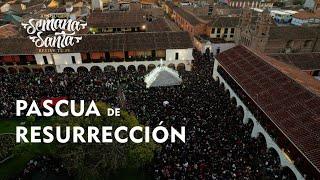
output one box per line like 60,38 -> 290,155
35,54 -> 54,65
0,3 -> 10,12
165,48 -> 193,61
52,53 -> 82,65
212,43 -> 235,56
92,0 -> 103,10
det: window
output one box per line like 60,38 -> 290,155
225,28 -> 228,33
175,53 -> 179,60
71,56 -> 76,64
217,28 -> 221,33
230,35 -> 234,38
231,28 -> 235,34
211,28 -> 215,33
43,56 -> 48,64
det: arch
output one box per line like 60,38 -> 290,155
8,67 -> 17,74
90,66 -> 102,72
44,66 -> 55,73
32,67 -> 43,73
117,65 -> 126,72
63,67 -> 75,73
168,63 -> 175,70
215,76 -> 220,84
128,65 -> 136,72
77,66 -> 88,73
281,166 -> 297,180
267,147 -> 281,167
225,89 -> 230,97
147,64 -> 156,71
104,65 -> 115,72
138,65 -> 146,73
0,67 -> 7,74
219,81 -> 225,90
237,105 -> 244,120
18,67 -> 31,73
177,63 -> 186,72
257,132 -> 267,148
230,96 -> 237,106
245,118 -> 254,133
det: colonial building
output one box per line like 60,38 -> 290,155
87,9 -> 171,34
227,0 -> 274,9
164,1 -> 208,37
164,2 -> 239,55
236,9 -> 320,53
207,16 -> 239,41
214,45 -> 320,179
269,52 -> 320,79
0,31 -> 194,73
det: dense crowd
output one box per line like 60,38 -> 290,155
0,51 -> 296,179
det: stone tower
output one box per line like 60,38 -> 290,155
251,9 -> 272,52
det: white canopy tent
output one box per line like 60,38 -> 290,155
144,65 -> 182,88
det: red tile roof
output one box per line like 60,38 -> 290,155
269,53 -> 320,71
217,45 -> 320,173
0,31 -> 193,55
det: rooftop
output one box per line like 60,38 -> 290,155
165,1 -> 205,26
87,11 -> 146,28
0,24 -> 19,38
269,53 -> 320,71
211,16 -> 239,27
0,31 -> 193,55
293,10 -> 320,20
217,45 -> 320,172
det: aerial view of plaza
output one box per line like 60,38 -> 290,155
0,0 -> 319,179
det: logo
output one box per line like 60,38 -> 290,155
21,19 -> 87,48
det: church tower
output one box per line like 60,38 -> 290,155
252,9 -> 273,52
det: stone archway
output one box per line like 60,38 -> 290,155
32,67 -> 43,73
128,65 -> 136,72
104,65 -> 115,72
8,67 -> 17,74
90,66 -> 102,72
168,63 -> 175,70
177,63 -> 186,72
77,66 -> 88,73
18,67 -> 31,73
117,65 -> 126,72
237,105 -> 245,120
138,65 -> 146,74
147,64 -> 156,71
63,67 -> 75,73
230,97 -> 237,106
225,89 -> 230,98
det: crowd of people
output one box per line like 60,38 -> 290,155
0,51 -> 296,179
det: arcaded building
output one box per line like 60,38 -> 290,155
0,31 -> 194,73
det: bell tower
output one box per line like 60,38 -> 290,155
252,9 -> 273,52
